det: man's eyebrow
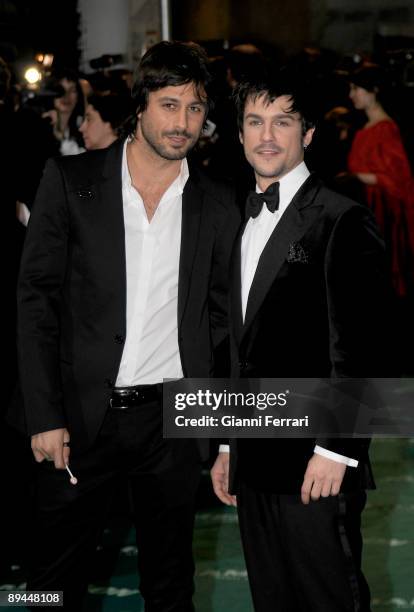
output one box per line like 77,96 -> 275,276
245,112 -> 296,121
158,96 -> 181,103
275,112 -> 296,120
158,96 -> 206,105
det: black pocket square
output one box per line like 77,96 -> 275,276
77,189 -> 94,199
287,242 -> 309,263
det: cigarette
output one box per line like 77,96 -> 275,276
65,464 -> 78,485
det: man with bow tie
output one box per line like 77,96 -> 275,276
211,76 -> 393,611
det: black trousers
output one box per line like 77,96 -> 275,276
237,480 -> 371,612
26,400 -> 201,611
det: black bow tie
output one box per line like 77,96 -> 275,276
245,182 -> 280,219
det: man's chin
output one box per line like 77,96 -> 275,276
162,150 -> 187,161
160,144 -> 194,161
255,167 -> 284,179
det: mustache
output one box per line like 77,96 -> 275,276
254,144 -> 284,153
164,130 -> 193,139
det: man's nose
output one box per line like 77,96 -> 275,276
174,107 -> 188,131
261,122 -> 275,141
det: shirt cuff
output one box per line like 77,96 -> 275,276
314,445 -> 358,468
219,444 -> 230,453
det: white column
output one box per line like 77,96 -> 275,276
78,0 -> 130,73
160,0 -> 171,40
128,0 -> 162,64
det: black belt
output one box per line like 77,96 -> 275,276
109,384 -> 162,409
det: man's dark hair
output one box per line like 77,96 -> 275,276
128,40 -> 212,134
233,74 -> 317,136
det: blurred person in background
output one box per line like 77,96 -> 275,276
15,69 -> 87,230
310,105 -> 362,198
79,93 -> 132,150
347,65 -> 414,299
347,64 -> 414,372
201,44 -> 269,201
42,68 -> 85,156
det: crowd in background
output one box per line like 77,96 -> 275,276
4,41 -> 414,364
1,39 -> 414,579
3,44 -> 414,238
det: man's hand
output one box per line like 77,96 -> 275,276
31,428 -> 70,470
301,454 -> 346,505
210,452 -> 237,507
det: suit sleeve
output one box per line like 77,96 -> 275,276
208,191 -> 241,375
17,158 -> 69,436
316,204 -> 396,459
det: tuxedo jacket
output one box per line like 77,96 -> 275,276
14,139 -> 240,453
229,174 -> 394,494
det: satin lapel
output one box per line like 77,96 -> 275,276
230,219 -> 248,346
242,174 -> 323,340
178,175 -> 203,327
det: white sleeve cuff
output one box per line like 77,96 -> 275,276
219,444 -> 230,453
314,445 -> 358,468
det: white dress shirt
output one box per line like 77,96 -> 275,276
116,140 -> 187,386
241,162 -> 310,320
220,161 -> 357,468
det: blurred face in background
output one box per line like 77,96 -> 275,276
349,83 -> 377,111
79,103 -> 117,150
54,78 -> 78,115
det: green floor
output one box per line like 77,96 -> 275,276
86,438 -> 414,611
2,438 -> 413,611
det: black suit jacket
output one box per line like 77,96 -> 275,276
14,139 -> 240,453
229,173 -> 394,494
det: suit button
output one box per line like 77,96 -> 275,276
238,360 -> 247,370
114,334 -> 125,344
104,378 -> 114,388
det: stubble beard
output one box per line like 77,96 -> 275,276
252,159 -> 287,181
140,118 -> 198,161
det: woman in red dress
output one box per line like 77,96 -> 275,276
348,65 -> 414,297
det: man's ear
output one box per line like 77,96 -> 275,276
304,127 -> 315,148
239,130 -> 244,145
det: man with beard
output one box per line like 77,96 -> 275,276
15,41 -> 239,610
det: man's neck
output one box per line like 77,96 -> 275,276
126,137 -> 184,222
127,136 -> 182,193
